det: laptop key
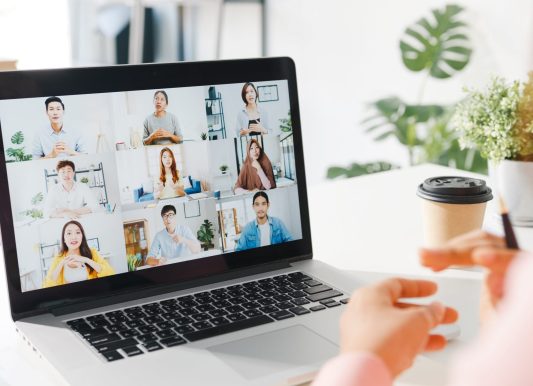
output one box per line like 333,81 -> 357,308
192,321 -> 213,330
319,299 -> 336,305
210,317 -> 230,326
122,345 -> 143,357
227,313 -> 247,322
143,342 -> 163,352
310,305 -> 326,312
291,298 -> 310,306
156,329 -> 177,339
305,280 -> 323,287
79,327 -> 108,339
175,317 -> 193,326
257,298 -> 276,306
273,294 -> 291,302
270,310 -> 295,321
160,336 -> 187,347
101,350 -> 124,362
276,301 -> 294,310
191,313 -> 210,322
289,306 -> 311,316
243,309 -> 262,318
304,285 -> 332,295
325,301 -> 341,308
136,333 -> 157,343
156,321 -> 176,330
209,309 -> 228,318
340,298 -> 350,304
306,290 -> 343,303
120,330 -> 140,338
93,338 -> 138,352
175,325 -> 195,334
183,315 -> 274,342
213,300 -> 232,309
259,305 -> 278,314
242,301 -> 261,310
138,325 -> 157,334
289,291 -> 307,298
87,333 -> 121,346
226,305 -> 245,314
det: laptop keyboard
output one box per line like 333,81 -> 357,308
65,272 -> 348,362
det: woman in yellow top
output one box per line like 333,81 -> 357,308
43,220 -> 115,288
154,147 -> 185,199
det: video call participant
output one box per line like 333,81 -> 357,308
44,160 -> 99,219
143,90 -> 183,145
234,139 -> 276,194
235,82 -> 271,137
32,96 -> 86,159
154,147 -> 185,199
43,220 -> 115,288
146,205 -> 201,266
235,191 -> 292,251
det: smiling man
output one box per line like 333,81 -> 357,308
146,204 -> 201,266
235,191 -> 292,251
32,96 -> 86,159
44,160 -> 99,219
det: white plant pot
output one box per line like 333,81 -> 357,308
489,159 -> 533,226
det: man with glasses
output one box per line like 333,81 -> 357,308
146,204 -> 201,266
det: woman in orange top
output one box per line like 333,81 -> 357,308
234,139 -> 276,194
43,220 -> 115,288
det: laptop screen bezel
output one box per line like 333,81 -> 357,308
0,57 -> 313,320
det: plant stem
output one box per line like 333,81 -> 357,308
417,69 -> 430,104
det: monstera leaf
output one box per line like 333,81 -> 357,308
11,131 -> 24,145
400,4 -> 471,79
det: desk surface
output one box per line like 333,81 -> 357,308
0,164 -> 531,385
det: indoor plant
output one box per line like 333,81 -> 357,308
219,164 -> 228,175
6,131 -> 32,162
453,74 -> 533,225
197,219 -> 215,251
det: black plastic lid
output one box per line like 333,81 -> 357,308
417,176 -> 493,204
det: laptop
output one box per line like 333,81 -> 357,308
0,58 -> 362,386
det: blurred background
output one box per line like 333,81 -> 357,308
1,0 -> 533,185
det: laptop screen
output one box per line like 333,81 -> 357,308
1,76 -> 302,295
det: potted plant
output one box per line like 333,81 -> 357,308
80,177 -> 90,184
200,132 -> 208,141
19,192 -> 44,220
197,219 -> 215,251
453,74 -> 533,225
219,164 -> 229,175
6,131 -> 32,162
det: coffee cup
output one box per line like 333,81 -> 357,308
417,176 -> 493,248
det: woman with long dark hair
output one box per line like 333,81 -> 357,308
235,82 -> 271,137
43,220 -> 114,287
234,139 -> 276,194
154,147 -> 185,199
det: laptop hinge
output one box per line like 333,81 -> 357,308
49,260 -> 292,317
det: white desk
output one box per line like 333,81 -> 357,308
0,164 -> 531,385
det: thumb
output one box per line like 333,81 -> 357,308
413,302 -> 445,329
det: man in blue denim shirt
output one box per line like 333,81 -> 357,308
235,191 -> 292,251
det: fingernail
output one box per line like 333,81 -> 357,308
430,302 -> 445,320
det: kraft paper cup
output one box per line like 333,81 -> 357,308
417,176 -> 493,248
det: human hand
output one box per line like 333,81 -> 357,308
64,210 -> 80,219
158,128 -> 172,138
419,230 -> 517,311
146,256 -> 167,266
340,278 -> 458,378
240,128 -> 251,136
171,233 -> 182,244
249,123 -> 265,133
251,160 -> 261,171
65,255 -> 84,268
48,141 -> 65,157
61,142 -> 76,155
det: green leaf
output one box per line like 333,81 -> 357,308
11,131 -> 24,145
400,4 -> 471,79
326,162 -> 399,179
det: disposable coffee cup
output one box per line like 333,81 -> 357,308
417,176 -> 493,248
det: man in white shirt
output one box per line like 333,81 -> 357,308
32,96 -> 86,159
44,160 -> 99,219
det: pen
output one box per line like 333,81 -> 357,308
499,195 -> 519,249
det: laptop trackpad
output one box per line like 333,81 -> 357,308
208,325 -> 338,380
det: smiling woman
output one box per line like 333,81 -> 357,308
43,220 -> 115,288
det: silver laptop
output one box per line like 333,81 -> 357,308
0,58 -> 361,386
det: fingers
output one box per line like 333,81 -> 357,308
376,278 -> 438,303
420,231 -> 505,271
424,335 -> 447,351
396,302 -> 458,324
472,247 -> 517,273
